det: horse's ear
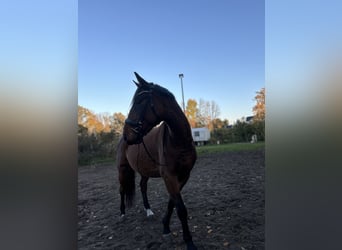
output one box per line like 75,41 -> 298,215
134,72 -> 149,86
132,80 -> 139,87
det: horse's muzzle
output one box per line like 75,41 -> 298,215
125,119 -> 143,134
123,133 -> 143,145
124,119 -> 144,145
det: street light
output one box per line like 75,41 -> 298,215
179,73 -> 185,112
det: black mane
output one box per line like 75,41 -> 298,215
131,82 -> 175,106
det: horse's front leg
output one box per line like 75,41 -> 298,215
162,197 -> 175,235
140,176 -> 154,217
173,193 -> 197,250
163,175 -> 197,250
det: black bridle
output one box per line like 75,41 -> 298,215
124,88 -> 166,166
124,88 -> 159,140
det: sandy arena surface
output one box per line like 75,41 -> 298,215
78,150 -> 264,250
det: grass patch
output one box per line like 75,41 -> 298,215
79,157 -> 115,167
196,142 -> 265,155
79,142 -> 265,166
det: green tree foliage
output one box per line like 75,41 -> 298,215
252,120 -> 265,141
232,120 -> 254,142
78,105 -> 126,165
78,124 -> 99,164
210,120 -> 264,144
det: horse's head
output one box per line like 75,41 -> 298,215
123,72 -> 163,145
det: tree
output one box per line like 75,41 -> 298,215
212,118 -> 228,130
197,99 -> 221,130
78,124 -> 99,165
111,112 -> 126,135
253,87 -> 265,121
97,112 -> 112,133
77,105 -> 104,134
78,106 -> 128,165
196,98 -> 209,128
252,120 -> 265,141
233,120 -> 254,142
185,99 -> 198,128
210,100 -> 221,122
78,105 -> 93,128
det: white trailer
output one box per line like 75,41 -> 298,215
191,127 -> 210,146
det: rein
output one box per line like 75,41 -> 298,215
142,137 -> 167,166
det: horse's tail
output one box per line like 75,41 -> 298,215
121,163 -> 135,208
116,136 -> 136,208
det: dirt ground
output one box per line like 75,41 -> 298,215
78,150 -> 264,250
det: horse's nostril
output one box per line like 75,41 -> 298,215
123,134 -> 127,141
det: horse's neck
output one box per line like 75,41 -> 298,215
163,105 -> 193,147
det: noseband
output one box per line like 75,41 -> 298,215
125,89 -> 160,139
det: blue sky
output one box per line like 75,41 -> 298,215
79,0 -> 265,123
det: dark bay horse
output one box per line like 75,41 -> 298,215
116,72 -> 197,249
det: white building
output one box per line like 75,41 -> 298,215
191,127 -> 210,146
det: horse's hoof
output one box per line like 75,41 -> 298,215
119,214 -> 125,221
146,208 -> 154,217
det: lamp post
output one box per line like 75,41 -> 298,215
179,73 -> 185,112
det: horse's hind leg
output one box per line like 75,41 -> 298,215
140,176 -> 154,217
118,162 -> 136,218
119,185 -> 125,217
